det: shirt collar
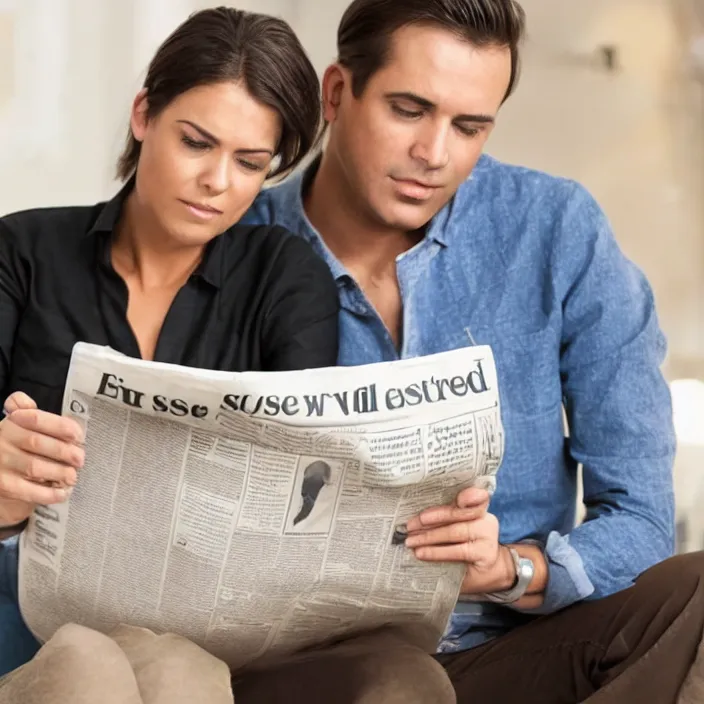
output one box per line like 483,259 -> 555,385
87,176 -> 224,289
87,177 -> 134,237
269,158 -> 351,283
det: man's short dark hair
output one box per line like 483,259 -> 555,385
337,0 -> 526,101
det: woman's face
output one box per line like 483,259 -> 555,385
130,81 -> 281,246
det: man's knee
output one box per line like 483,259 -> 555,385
639,551 -> 704,594
628,551 -> 704,634
369,646 -> 456,704
236,638 -> 456,704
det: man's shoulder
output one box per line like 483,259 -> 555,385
463,155 -> 591,209
450,156 -> 604,246
242,175 -> 302,229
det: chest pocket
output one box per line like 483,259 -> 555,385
486,326 -> 562,419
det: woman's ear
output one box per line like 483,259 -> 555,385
130,88 -> 150,142
321,64 -> 348,124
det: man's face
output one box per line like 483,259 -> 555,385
325,24 -> 512,232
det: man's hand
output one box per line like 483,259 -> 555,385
405,486 -> 548,607
0,392 -> 84,530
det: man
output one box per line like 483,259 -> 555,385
239,0 -> 704,701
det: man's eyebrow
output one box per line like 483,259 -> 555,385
177,119 -> 274,155
385,91 -> 436,110
384,92 -> 495,124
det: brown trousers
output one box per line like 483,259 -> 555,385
2,552 -> 703,703
436,550 -> 704,704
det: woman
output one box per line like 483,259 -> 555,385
0,6 -> 338,681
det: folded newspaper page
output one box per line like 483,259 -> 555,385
19,342 -> 503,671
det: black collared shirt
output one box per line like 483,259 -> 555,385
0,186 -> 339,415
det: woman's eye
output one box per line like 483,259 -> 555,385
181,135 -> 211,151
238,159 -> 264,172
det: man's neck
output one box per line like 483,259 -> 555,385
303,154 -> 422,278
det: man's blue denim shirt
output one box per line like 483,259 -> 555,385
243,154 -> 676,652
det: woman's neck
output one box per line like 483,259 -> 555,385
112,192 -> 204,291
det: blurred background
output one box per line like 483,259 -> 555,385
0,0 -> 702,547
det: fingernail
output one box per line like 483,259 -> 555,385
405,535 -> 421,547
391,525 -> 408,545
57,487 -> 73,501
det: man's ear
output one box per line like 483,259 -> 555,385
130,88 -> 150,142
321,64 -> 349,124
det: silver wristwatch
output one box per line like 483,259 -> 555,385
482,547 -> 534,604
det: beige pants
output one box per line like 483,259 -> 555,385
0,624 -> 234,704
0,623 -> 455,704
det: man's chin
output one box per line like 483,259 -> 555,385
380,202 -> 440,233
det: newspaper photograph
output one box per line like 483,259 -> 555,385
18,342 -> 504,671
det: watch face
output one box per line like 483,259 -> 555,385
517,558 -> 534,581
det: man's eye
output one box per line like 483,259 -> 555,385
181,135 -> 210,151
457,126 -> 480,138
392,104 -> 423,119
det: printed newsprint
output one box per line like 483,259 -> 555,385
19,342 -> 503,671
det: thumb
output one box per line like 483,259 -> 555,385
3,392 -> 38,415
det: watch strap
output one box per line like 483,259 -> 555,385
481,547 -> 534,604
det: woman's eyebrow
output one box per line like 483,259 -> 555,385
177,119 -> 274,155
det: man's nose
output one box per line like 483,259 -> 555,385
411,123 -> 450,170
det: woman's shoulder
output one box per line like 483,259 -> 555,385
218,222 -> 336,297
0,203 -> 105,250
221,223 -> 328,269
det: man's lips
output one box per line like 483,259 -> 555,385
390,177 -> 443,200
392,178 -> 442,189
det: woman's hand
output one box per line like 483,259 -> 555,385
0,392 -> 85,527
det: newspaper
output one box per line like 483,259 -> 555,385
19,342 -> 503,671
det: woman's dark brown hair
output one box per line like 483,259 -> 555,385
337,0 -> 526,102
116,7 -> 321,181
